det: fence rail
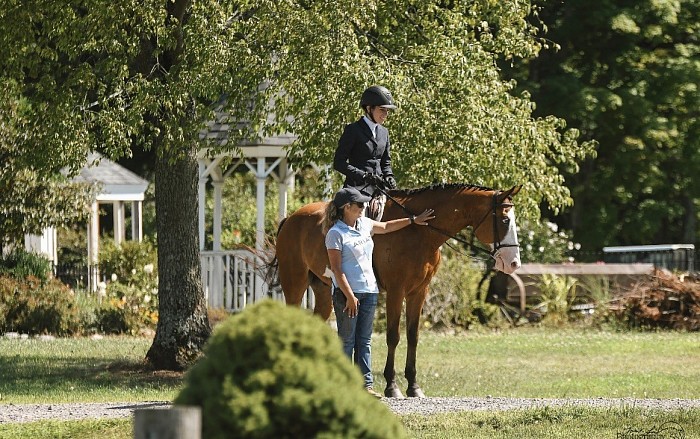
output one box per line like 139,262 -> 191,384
200,250 -> 314,312
53,251 -> 315,312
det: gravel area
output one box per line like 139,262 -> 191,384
384,396 -> 700,415
2,397 -> 700,424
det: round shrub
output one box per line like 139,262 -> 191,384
175,300 -> 406,439
0,276 -> 81,335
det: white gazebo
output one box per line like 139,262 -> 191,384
70,152 -> 149,291
25,152 -> 149,291
196,108 -> 306,310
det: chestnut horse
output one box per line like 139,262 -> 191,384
268,183 -> 521,398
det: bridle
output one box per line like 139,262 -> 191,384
477,191 -> 519,254
372,185 -> 518,259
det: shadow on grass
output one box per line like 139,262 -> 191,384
0,354 -> 183,399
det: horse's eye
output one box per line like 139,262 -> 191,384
502,218 -> 510,225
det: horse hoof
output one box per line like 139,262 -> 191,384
385,385 -> 404,398
407,386 -> 426,398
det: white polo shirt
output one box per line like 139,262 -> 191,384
325,217 -> 378,294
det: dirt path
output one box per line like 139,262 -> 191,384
2,397 -> 700,424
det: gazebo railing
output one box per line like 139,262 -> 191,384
200,249 -> 314,312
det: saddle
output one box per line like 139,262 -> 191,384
366,194 -> 386,221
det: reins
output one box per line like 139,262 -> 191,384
371,185 -> 497,259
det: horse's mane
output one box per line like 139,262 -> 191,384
393,182 -> 494,196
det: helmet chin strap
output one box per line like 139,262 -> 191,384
365,106 -> 377,123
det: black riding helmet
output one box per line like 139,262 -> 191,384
360,85 -> 397,110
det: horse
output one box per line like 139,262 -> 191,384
268,183 -> 521,398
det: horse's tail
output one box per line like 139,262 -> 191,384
262,217 -> 289,289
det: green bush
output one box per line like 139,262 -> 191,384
420,255 -> 502,329
0,273 -> 157,336
518,219 -> 580,263
0,249 -> 52,283
98,238 -> 157,285
95,281 -> 158,335
175,300 -> 406,439
94,239 -> 158,334
534,274 -> 579,326
0,276 -> 81,335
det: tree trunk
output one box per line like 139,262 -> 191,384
146,144 -> 211,370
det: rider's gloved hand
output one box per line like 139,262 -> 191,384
363,172 -> 384,187
384,175 -> 397,189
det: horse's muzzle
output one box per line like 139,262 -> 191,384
493,247 -> 521,274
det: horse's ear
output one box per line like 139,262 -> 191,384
499,185 -> 521,202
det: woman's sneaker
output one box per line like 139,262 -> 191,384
365,387 -> 383,399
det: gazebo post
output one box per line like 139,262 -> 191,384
87,200 -> 99,292
277,159 -> 293,221
131,201 -> 143,242
212,180 -> 223,252
255,158 -> 266,252
198,162 -> 207,251
113,201 -> 125,246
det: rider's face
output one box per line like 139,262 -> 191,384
370,106 -> 389,125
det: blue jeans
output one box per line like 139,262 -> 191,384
333,290 -> 378,388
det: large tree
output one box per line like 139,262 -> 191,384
509,0 -> 700,250
1,0 -> 593,369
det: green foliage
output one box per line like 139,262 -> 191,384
94,240 -> 158,334
0,244 -> 158,335
575,275 -> 617,328
270,1 -> 595,220
534,274 -> 579,326
98,238 -> 157,285
0,80 -> 95,245
95,281 -> 158,335
511,0 -> 700,248
1,0 -> 593,222
0,248 -> 52,283
518,219 -> 581,263
175,300 -> 406,439
0,277 -> 81,335
421,255 -> 502,329
56,226 -> 88,268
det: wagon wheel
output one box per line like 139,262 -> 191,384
480,269 -> 544,326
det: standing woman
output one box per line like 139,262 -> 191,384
323,187 -> 435,398
333,85 -> 398,220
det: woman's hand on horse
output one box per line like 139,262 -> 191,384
414,209 -> 435,225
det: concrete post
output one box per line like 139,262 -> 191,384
134,406 -> 201,439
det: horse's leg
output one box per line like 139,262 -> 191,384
278,262 -> 310,308
383,293 -> 404,398
404,291 -> 428,397
309,276 -> 332,320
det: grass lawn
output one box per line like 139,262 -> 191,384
1,328 -> 699,438
3,408 -> 699,439
0,337 -> 180,404
371,328 -> 700,399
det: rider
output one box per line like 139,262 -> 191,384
333,85 -> 398,220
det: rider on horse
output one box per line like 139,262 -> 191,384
333,85 -> 398,220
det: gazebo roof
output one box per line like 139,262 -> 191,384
199,110 -> 296,159
72,152 -> 149,202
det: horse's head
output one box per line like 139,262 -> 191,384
474,186 -> 521,274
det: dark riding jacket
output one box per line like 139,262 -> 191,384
333,118 -> 394,196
